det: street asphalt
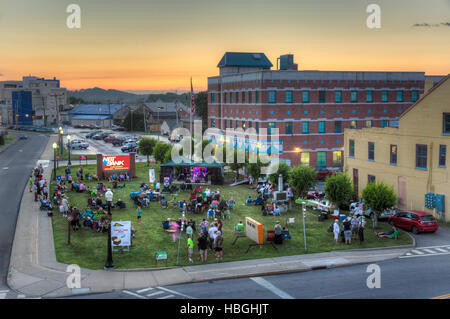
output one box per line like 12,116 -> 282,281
72,252 -> 450,299
0,132 -> 49,285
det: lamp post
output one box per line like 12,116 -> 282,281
302,201 -> 307,252
52,143 -> 58,182
104,204 -> 114,269
67,135 -> 72,166
59,127 -> 64,157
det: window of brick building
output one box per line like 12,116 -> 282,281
412,90 -> 418,102
317,152 -> 326,167
241,91 -> 245,103
335,91 -> 342,103
285,91 -> 293,103
397,90 -> 404,102
390,144 -> 397,165
439,145 -> 447,167
268,91 -> 276,104
365,120 -> 373,128
416,144 -> 427,169
351,91 -> 358,103
248,91 -> 252,104
300,152 -> 310,166
255,91 -> 259,104
318,121 -> 326,133
443,113 -> 450,134
334,121 -> 342,133
302,122 -> 309,134
366,91 -> 373,103
319,91 -> 326,103
350,120 -> 357,129
302,91 -> 310,103
285,122 -> 293,134
368,142 -> 375,161
349,139 -> 355,157
333,151 -> 342,167
382,91 -> 388,103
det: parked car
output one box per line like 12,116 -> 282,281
121,142 -> 138,153
103,135 -> 116,143
112,126 -> 126,131
92,132 -> 109,140
85,131 -> 101,138
306,189 -> 325,199
69,140 -> 89,150
112,136 -> 127,146
318,199 -> 332,213
19,133 -> 28,139
388,211 -> 438,234
316,168 -> 336,180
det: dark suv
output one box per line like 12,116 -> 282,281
121,142 -> 138,153
112,137 -> 126,146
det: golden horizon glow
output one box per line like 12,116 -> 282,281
1,0 -> 449,91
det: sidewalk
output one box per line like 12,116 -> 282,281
7,136 -> 416,298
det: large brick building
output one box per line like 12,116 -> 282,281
207,52 -> 433,169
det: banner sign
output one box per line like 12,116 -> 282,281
80,155 -> 87,160
102,155 -> 130,171
156,251 -> 167,261
149,169 -> 155,184
111,221 -> 131,247
245,217 -> 263,245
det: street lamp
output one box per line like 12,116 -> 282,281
52,143 -> 58,182
59,128 -> 64,156
67,135 -> 72,166
104,204 -> 114,269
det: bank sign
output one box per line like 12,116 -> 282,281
102,155 -> 130,171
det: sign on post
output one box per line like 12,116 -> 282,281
149,169 -> 155,184
245,217 -> 263,245
102,155 -> 130,171
111,221 -> 131,251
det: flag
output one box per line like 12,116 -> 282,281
190,77 -> 195,114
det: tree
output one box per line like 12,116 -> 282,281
194,91 -> 208,132
228,149 -> 247,181
153,142 -> 172,163
163,145 -> 173,163
246,156 -> 269,182
123,111 -> 145,132
324,173 -> 354,211
138,137 -> 157,166
288,166 -> 317,199
362,181 -> 397,228
268,162 -> 291,188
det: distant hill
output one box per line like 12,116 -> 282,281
68,87 -> 191,104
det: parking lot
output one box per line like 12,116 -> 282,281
63,128 -> 171,158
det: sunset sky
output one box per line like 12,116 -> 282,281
0,0 -> 449,91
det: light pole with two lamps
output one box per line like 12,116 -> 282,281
52,143 -> 58,183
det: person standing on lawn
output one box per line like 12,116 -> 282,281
29,175 -> 34,192
136,205 -> 142,224
343,217 -> 352,245
208,222 -> 218,250
186,235 -> 194,263
197,232 -> 208,263
358,215 -> 366,243
333,219 -> 340,245
214,230 -> 223,262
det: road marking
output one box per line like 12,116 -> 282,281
157,294 -> 175,299
410,250 -> 424,255
400,252 -> 450,259
423,249 -> 436,254
17,294 -> 26,299
2,167 -> 8,170
156,286 -> 196,299
435,248 -> 448,253
123,290 -> 148,299
250,277 -> 294,299
137,287 -> 153,294
146,291 -> 165,298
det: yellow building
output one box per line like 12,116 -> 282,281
344,75 -> 450,222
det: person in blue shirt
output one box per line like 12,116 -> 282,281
246,196 -> 253,205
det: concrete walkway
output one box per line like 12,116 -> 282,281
7,136 -> 415,298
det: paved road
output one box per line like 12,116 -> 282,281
0,132 -> 48,290
69,250 -> 449,300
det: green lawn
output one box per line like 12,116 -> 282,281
51,163 -> 413,270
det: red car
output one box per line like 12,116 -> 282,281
388,211 -> 438,234
103,135 -> 116,143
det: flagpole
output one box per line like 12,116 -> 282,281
190,77 -> 193,162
